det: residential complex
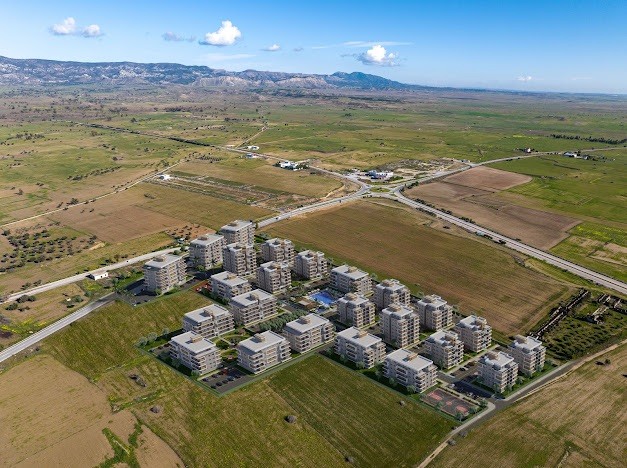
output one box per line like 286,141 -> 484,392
169,332 -> 221,375
454,315 -> 492,352
330,265 -> 372,295
337,293 -> 376,328
189,234 -> 225,269
374,279 -> 410,310
230,289 -> 278,326
508,335 -> 546,376
223,242 -> 257,276
237,331 -> 291,374
381,303 -> 420,348
256,261 -> 291,294
424,330 -> 465,369
182,304 -> 235,339
261,238 -> 295,265
210,271 -> 251,301
282,313 -> 335,353
415,294 -> 453,331
219,219 -> 255,245
293,250 -> 327,280
143,254 -> 186,294
334,327 -> 386,369
383,349 -> 437,392
478,351 -> 519,393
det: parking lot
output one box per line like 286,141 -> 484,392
201,365 -> 252,394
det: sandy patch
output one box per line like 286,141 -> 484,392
443,166 -> 532,191
135,426 -> 184,468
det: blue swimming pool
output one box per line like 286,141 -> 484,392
310,291 -> 336,306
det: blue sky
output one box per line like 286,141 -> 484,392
2,0 -> 626,93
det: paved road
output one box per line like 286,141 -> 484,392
0,293 -> 114,364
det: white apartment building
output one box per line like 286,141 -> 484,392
381,303 -> 420,348
330,265 -> 372,295
210,271 -> 251,301
237,331 -> 291,374
374,279 -> 410,310
223,242 -> 257,276
230,288 -> 278,326
424,330 -> 465,369
189,234 -> 225,269
182,304 -> 235,339
293,250 -> 327,280
261,238 -> 295,265
334,327 -> 386,369
454,315 -> 492,352
478,351 -> 519,393
384,349 -> 437,392
283,313 -> 335,353
256,261 -> 291,294
337,293 -> 376,328
143,254 -> 186,294
219,220 -> 255,245
508,335 -> 546,376
415,295 -> 453,331
169,331 -> 221,375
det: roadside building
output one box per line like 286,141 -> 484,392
415,295 -> 453,331
424,330 -> 464,369
454,315 -> 492,352
256,261 -> 291,294
189,234 -> 225,269
210,271 -> 251,301
219,220 -> 255,245
230,288 -> 278,326
261,238 -> 295,265
335,327 -> 386,369
282,313 -> 335,353
293,250 -> 327,280
237,331 -> 291,374
508,335 -> 546,376
337,293 -> 376,328
381,303 -> 420,348
330,265 -> 372,295
88,271 -> 109,281
143,254 -> 186,294
478,351 -> 519,394
374,279 -> 410,310
383,349 -> 437,392
169,331 -> 221,375
182,304 -> 235,339
223,242 -> 257,276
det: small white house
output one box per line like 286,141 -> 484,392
89,271 -> 109,281
158,174 -> 172,180
246,145 -> 260,151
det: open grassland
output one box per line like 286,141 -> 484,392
433,344 -> 627,468
267,199 -> 572,335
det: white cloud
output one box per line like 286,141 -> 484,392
263,44 -> 281,52
50,17 -> 102,38
517,75 -> 533,82
81,24 -> 103,38
163,32 -> 196,42
199,20 -> 241,46
356,44 -> 399,66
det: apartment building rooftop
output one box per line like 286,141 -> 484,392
427,330 -> 461,345
457,315 -> 490,330
511,335 -> 544,353
238,330 -> 286,353
332,265 -> 369,280
481,351 -> 515,369
184,304 -> 231,325
170,331 -> 217,353
284,313 -> 330,334
419,294 -> 447,308
144,253 -> 183,269
379,279 -> 405,289
231,288 -> 274,307
211,271 -> 248,287
386,349 -> 434,372
190,234 -> 223,246
336,327 -> 381,347
221,220 -> 252,231
383,303 -> 414,318
342,293 -> 370,304
298,249 -> 324,258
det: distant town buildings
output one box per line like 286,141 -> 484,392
478,351 -> 519,393
454,315 -> 492,352
219,220 -> 255,245
384,349 -> 437,392
256,261 -> 291,294
415,295 -> 453,331
143,254 -> 186,294
337,293 -> 376,328
367,170 -> 394,180
330,265 -> 371,295
424,330 -> 464,369
223,243 -> 257,276
189,234 -> 225,269
182,304 -> 235,339
169,331 -> 220,375
508,335 -> 546,376
283,313 -> 335,353
335,327 -> 386,369
237,331 -> 291,374
210,271 -> 251,301
374,279 -> 410,310
381,303 -> 420,348
294,250 -> 327,280
261,238 -> 295,265
230,289 -> 278,326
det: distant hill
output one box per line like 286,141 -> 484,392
0,56 -> 421,90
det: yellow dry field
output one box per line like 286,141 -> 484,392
442,166 -> 532,190
3,283 -> 84,324
0,355 -> 183,467
433,344 -> 627,468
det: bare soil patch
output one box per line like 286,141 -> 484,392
443,166 -> 532,191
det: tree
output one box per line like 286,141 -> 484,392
356,361 -> 365,370
162,327 -> 170,337
456,411 -> 465,422
191,370 -> 201,378
407,385 -> 417,394
388,377 -> 397,387
136,336 -> 147,347
146,332 -> 158,343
